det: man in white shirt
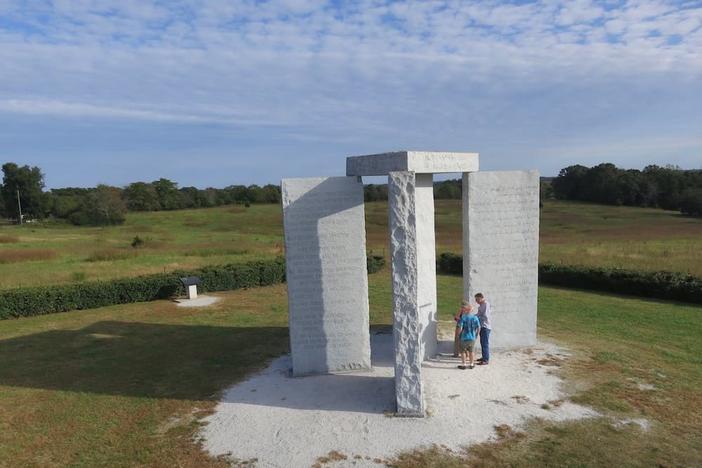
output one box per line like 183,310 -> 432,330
474,293 -> 491,365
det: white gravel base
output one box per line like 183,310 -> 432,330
175,296 -> 221,308
200,330 -> 597,467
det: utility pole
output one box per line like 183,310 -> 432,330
16,189 -> 22,225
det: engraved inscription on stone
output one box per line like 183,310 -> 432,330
282,176 -> 371,376
463,170 -> 540,349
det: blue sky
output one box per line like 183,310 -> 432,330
0,0 -> 700,188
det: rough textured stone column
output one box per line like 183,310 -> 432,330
462,170 -> 540,349
388,171 -> 424,416
415,173 -> 438,360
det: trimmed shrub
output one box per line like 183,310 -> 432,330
435,251 -> 702,304
0,255 -> 385,320
437,252 -> 462,275
367,255 -> 386,274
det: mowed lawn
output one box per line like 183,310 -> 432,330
1,272 -> 700,467
1,199 -> 701,289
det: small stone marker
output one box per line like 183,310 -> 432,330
282,176 -> 371,376
463,170 -> 540,349
180,276 -> 201,300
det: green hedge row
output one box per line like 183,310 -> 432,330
0,255 -> 386,320
436,252 -> 702,304
0,258 -> 287,320
539,263 -> 702,304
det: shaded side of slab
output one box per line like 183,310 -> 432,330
415,173 -> 437,360
282,176 -> 371,376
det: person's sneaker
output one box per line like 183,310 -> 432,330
478,361 -> 489,365
468,363 -> 475,369
477,357 -> 485,362
457,365 -> 467,370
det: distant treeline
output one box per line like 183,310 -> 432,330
367,164 -> 702,217
3,161 -> 700,226
364,179 -> 462,201
551,163 -> 702,216
0,162 -> 281,226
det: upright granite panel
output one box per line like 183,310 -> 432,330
388,171 -> 424,416
462,171 -> 540,349
282,176 -> 371,376
415,173 -> 438,361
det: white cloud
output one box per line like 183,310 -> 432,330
0,0 -> 700,184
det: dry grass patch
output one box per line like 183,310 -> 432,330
313,450 -> 348,467
184,248 -> 249,258
0,235 -> 19,244
85,249 -> 136,262
183,219 -> 207,227
0,248 -> 57,263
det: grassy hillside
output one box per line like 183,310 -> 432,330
0,199 -> 700,289
0,274 -> 700,466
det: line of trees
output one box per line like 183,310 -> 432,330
0,162 -> 282,226
366,164 -> 702,217
364,179 -> 463,202
552,163 -> 702,216
3,161 -> 700,226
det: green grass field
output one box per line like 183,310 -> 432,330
1,200 -> 700,289
0,272 -> 700,467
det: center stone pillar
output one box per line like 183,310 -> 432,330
389,171 -> 436,416
347,151 -> 480,417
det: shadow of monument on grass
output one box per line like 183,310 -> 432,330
0,321 -> 397,414
0,320 -> 289,401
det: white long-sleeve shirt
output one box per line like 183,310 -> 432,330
477,300 -> 492,330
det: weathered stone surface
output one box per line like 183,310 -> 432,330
347,151 -> 479,176
282,176 -> 371,377
388,171 -> 424,416
462,170 -> 540,349
415,173 -> 437,361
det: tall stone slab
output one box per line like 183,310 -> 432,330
389,171 -> 424,416
415,173 -> 438,360
282,176 -> 371,376
462,170 -> 540,349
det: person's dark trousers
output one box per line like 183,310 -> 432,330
479,327 -> 491,362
